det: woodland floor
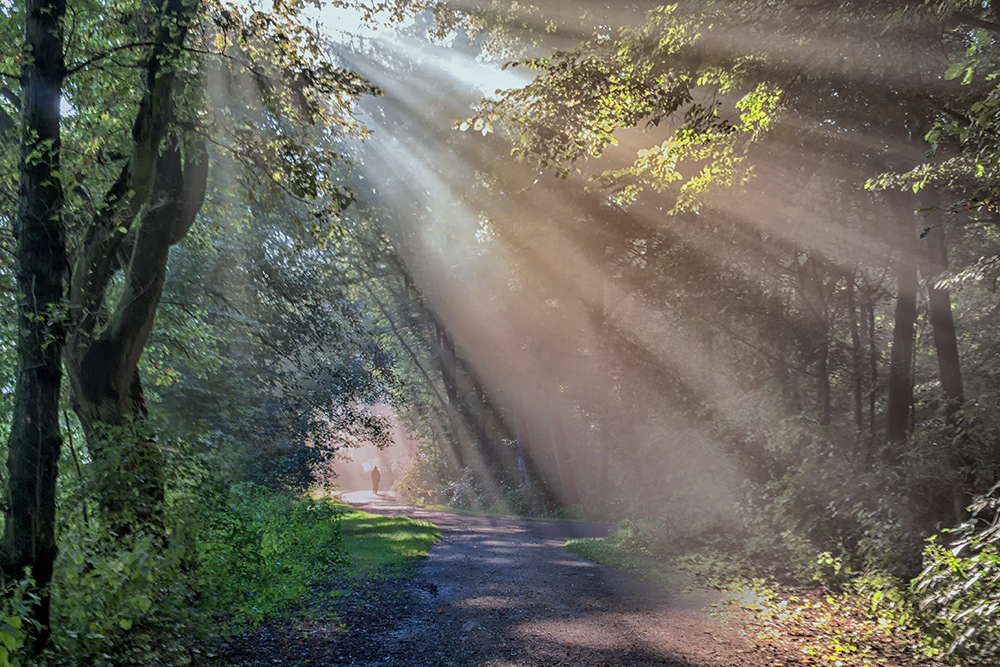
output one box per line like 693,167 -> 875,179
213,493 -> 942,667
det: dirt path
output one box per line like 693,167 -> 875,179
325,491 -> 767,667
217,492 -> 937,667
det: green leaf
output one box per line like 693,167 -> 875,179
0,624 -> 20,651
945,62 -> 965,80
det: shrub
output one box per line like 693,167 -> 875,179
915,483 -> 1000,666
46,528 -> 193,667
0,575 -> 40,667
195,484 -> 348,627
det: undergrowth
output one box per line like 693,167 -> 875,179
0,485 -> 440,667
566,519 -> 942,666
195,484 -> 350,628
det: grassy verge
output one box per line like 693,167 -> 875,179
566,537 -> 678,589
338,507 -> 441,578
197,487 -> 440,629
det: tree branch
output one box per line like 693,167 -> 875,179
952,10 -> 1000,36
107,133 -> 207,375
64,41 -> 160,76
69,0 -> 198,338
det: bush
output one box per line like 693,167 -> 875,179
0,575 -> 40,667
915,482 -> 1000,666
195,484 -> 348,627
46,528 -> 193,667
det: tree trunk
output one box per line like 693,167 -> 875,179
475,385 -> 489,454
2,0 -> 68,651
66,352 -> 165,536
847,277 -> 864,432
885,200 -> 918,454
866,286 -> 878,446
549,412 -> 580,506
435,324 -> 465,470
66,139 -> 206,536
513,399 -> 530,489
817,335 -> 832,426
922,200 -> 973,524
923,216 -> 964,420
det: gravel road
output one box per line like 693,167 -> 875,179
218,491 -> 940,667
326,491 -> 769,667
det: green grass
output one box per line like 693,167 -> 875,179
338,507 -> 441,578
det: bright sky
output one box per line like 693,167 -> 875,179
313,3 -> 526,95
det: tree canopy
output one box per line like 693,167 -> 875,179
5,0 -> 1000,664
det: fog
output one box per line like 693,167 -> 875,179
307,2 -> 966,539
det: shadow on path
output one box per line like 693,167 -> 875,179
332,491 -> 764,667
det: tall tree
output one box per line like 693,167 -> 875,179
1,0 -> 68,649
63,0 -> 205,533
885,198 -> 920,449
0,0 -> 391,610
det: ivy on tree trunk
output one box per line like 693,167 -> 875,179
2,0 -> 68,652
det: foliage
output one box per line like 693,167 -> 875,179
7,0 -> 1000,660
147,177 -> 402,490
0,575 -> 40,667
45,529 -> 193,667
566,521 -> 677,590
915,483 -> 1000,665
401,456 -> 566,518
192,485 -> 439,632
194,485 -> 349,629
459,4 -> 782,211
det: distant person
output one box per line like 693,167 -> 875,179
371,466 -> 381,495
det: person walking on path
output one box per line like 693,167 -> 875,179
371,466 -> 381,495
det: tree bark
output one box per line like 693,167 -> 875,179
923,215 -> 964,420
59,0 -> 203,536
549,412 -> 580,505
817,336 -> 832,426
475,385 -> 489,454
865,286 -> 878,445
435,324 -> 465,470
922,199 -> 973,524
885,199 -> 918,453
847,276 -> 864,432
66,137 -> 207,536
2,0 -> 68,650
512,398 -> 530,489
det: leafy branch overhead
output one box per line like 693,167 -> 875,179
457,6 -> 783,210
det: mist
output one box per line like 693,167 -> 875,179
305,0 -> 997,572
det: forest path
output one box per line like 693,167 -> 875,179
322,491 -> 769,667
